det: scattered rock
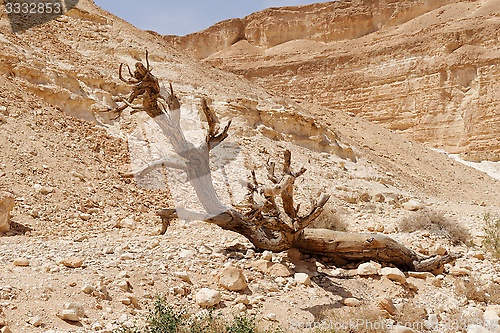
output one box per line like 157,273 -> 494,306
235,295 -> 250,305
433,245 -> 447,256
174,271 -> 192,284
58,302 -> 85,322
294,272 -> 311,286
377,297 -> 397,316
268,263 -> 293,277
218,267 -> 247,291
261,251 -> 273,261
408,271 -> 434,279
61,256 -> 83,268
116,280 -> 131,292
343,298 -> 361,307
449,267 -> 471,276
28,316 -> 43,327
81,285 -> 94,294
357,261 -> 381,276
381,267 -> 406,284
13,258 -> 30,267
250,259 -> 273,273
402,199 -> 424,211
33,184 -> 54,195
264,313 -> 277,321
0,192 -> 15,233
59,310 -> 80,322
195,288 -> 221,308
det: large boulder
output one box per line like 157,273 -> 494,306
0,192 -> 15,233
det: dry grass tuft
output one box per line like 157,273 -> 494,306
398,208 -> 470,245
483,212 -> 500,258
310,206 -> 348,232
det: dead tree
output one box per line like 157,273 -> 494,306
107,52 -> 460,272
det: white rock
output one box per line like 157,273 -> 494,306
294,273 -> 311,286
264,313 -> 277,321
381,267 -> 406,284
261,251 -> 273,261
195,288 -> 221,307
343,298 -> 361,307
81,285 -> 94,294
174,271 -> 192,284
13,258 -> 30,267
65,302 -> 85,317
218,267 -> 247,291
0,192 -> 15,233
484,309 -> 500,325
357,261 -> 381,276
402,199 -> 424,211
449,267 -> 471,276
28,316 -> 43,327
60,309 -> 80,322
179,249 -> 195,259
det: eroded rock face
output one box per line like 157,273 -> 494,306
0,192 -> 15,233
169,0 -> 500,161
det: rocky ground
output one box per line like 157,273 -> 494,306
0,1 -> 500,332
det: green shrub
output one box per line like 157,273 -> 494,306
115,296 -> 284,333
483,212 -> 500,258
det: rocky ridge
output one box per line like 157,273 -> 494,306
168,0 -> 500,162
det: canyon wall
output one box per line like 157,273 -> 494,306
167,0 -> 500,162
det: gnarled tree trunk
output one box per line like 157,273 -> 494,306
107,54 -> 460,272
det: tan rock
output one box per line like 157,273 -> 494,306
0,192 -> 15,233
250,259 -> 273,273
13,258 -> 30,267
377,297 -> 397,316
268,263 -> 293,277
1,327 -> 12,333
61,256 -> 83,268
408,271 -> 434,279
218,267 -> 247,291
381,267 -> 406,284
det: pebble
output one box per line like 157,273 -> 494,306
268,263 -> 293,277
28,316 -> 43,327
13,258 -> 30,267
357,261 -> 381,276
195,288 -> 221,308
449,267 -> 471,276
381,267 -> 406,284
218,267 -> 247,291
261,251 -> 273,261
61,256 -> 83,268
377,297 -> 397,316
294,272 -> 311,286
343,298 -> 361,307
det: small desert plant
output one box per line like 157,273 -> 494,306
115,296 -> 284,333
310,206 -> 348,231
483,212 -> 500,258
398,208 -> 470,245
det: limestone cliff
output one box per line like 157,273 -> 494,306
167,0 -> 500,162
